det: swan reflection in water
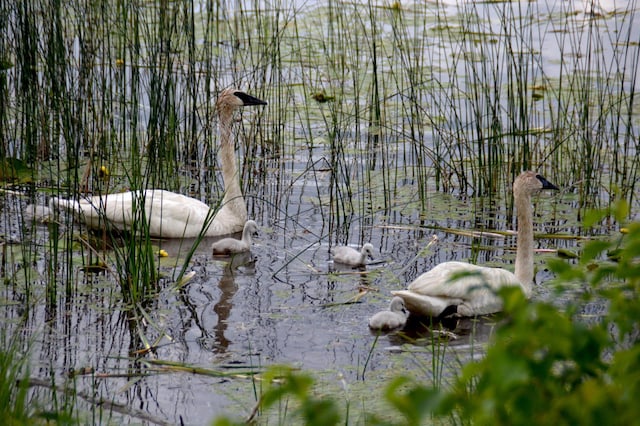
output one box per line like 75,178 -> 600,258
161,237 -> 256,356
211,252 -> 256,353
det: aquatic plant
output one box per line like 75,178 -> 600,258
0,330 -> 33,423
0,328 -> 80,424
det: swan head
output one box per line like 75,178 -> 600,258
514,171 -> 559,198
244,220 -> 260,236
362,243 -> 375,259
389,296 -> 409,317
216,88 -> 267,112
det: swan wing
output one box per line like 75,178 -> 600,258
56,190 -> 213,238
393,261 -> 523,317
96,190 -> 212,237
142,190 -> 213,238
407,261 -> 520,297
55,192 -> 137,230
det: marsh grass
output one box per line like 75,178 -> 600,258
0,329 -> 32,423
1,0 -> 639,423
5,1 -> 637,210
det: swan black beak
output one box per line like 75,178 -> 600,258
235,91 -> 268,106
536,174 -> 559,191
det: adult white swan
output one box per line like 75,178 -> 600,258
51,89 -> 267,238
392,171 -> 558,318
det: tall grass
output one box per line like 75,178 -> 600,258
0,329 -> 32,423
286,0 -> 639,214
2,0 -> 638,225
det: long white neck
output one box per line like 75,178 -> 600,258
514,190 -> 534,295
359,246 -> 370,264
241,225 -> 253,245
217,108 -> 247,224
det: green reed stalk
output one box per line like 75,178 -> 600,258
389,3 -> 438,214
353,7 -> 372,241
541,1 -> 640,214
360,333 -> 378,381
0,329 -> 33,423
0,5 -> 9,152
426,319 -> 449,391
367,2 -> 386,208
322,2 -> 354,240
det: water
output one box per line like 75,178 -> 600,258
1,0 -> 637,423
1,165 -> 567,423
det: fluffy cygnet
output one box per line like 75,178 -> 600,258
211,220 -> 259,255
331,243 -> 375,266
368,297 -> 409,331
24,204 -> 52,223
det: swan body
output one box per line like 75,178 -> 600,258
368,297 -> 409,330
51,89 -> 267,238
211,220 -> 259,255
392,171 -> 558,318
574,0 -> 619,15
331,243 -> 375,266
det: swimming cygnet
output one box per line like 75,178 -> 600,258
24,204 -> 52,223
211,220 -> 259,255
331,243 -> 375,266
368,297 -> 409,331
